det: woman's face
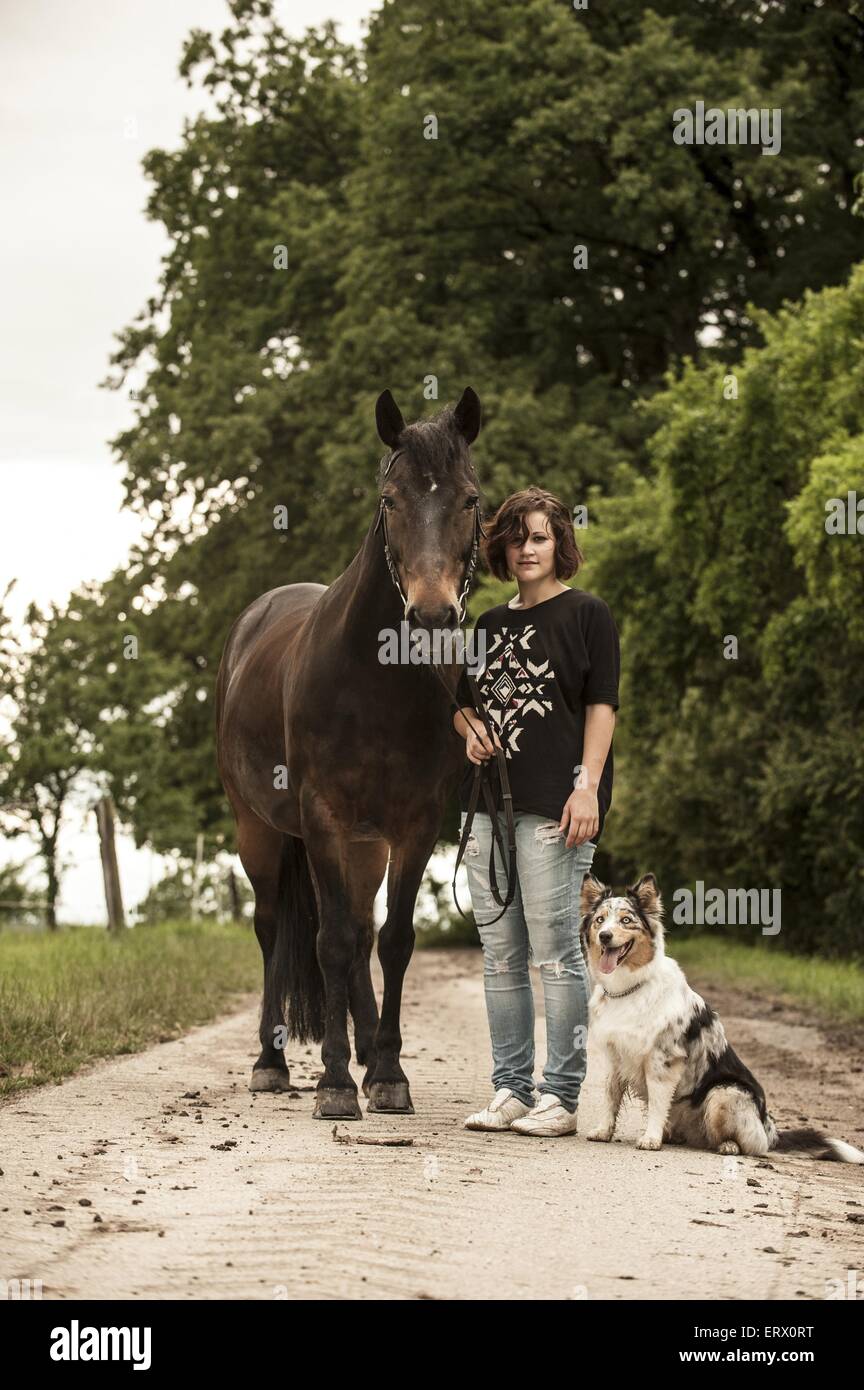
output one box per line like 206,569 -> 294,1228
505,510 -> 557,582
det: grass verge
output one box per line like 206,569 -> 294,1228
0,920 -> 260,1098
667,932 -> 864,1026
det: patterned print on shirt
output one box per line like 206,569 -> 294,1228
478,624 -> 557,757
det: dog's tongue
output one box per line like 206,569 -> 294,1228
599,945 -> 623,975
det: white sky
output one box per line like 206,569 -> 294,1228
1,0 -> 375,921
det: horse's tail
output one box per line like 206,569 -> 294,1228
267,834 -> 325,1044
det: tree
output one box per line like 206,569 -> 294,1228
97,0 -> 864,850
96,0 -> 864,932
0,861 -> 46,930
0,599 -> 98,927
0,574 -> 225,921
586,262 -> 864,952
106,0 -> 864,603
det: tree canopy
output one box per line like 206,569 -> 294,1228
8,0 -> 862,947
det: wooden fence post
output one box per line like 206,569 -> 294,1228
191,831 -> 205,919
95,795 -> 126,932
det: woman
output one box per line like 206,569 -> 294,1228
451,487 -> 620,1137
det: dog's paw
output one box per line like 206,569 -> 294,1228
636,1133 -> 662,1151
717,1140 -> 740,1155
586,1126 -> 614,1143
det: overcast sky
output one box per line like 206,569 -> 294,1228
1,0 -> 374,919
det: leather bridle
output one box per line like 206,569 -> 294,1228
374,449 -> 484,623
374,450 -> 518,925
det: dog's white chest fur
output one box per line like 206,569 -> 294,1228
589,960 -> 694,1086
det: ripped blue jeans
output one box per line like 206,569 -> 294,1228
459,810 -> 596,1113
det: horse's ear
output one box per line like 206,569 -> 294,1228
454,386 -> 481,444
376,389 -> 405,447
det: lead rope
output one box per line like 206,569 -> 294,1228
448,670 -> 518,925
375,488 -> 518,926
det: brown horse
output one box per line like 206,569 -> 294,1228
215,388 -> 484,1119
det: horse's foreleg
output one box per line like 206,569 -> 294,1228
350,919 -> 379,1086
302,802 -> 384,1120
345,843 -> 389,1091
366,821 -> 439,1114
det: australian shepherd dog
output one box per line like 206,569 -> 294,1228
579,874 -> 863,1162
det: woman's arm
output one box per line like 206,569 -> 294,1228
558,703 -> 616,848
452,705 -> 477,738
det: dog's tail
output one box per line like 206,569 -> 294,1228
768,1116 -> 864,1164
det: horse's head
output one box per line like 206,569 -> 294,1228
374,387 -> 483,630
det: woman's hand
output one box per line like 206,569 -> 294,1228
453,705 -> 503,765
466,720 -> 503,766
559,787 -> 599,848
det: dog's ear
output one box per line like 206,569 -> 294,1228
627,873 -> 663,917
580,874 -> 606,917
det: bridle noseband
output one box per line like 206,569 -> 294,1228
373,446 -> 516,927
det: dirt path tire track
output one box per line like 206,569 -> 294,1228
1,950 -> 863,1300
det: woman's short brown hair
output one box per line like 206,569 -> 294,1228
483,487 -> 583,582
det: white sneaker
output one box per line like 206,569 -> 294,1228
464,1087 -> 533,1131
510,1093 -> 578,1136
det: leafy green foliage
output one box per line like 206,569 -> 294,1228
587,267 -> 864,953
98,0 -> 864,865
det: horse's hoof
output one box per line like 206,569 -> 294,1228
313,1087 -> 362,1120
366,1080 -> 415,1113
250,1067 -> 293,1093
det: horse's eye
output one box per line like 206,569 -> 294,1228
465,495 -> 479,509
381,495 -> 395,509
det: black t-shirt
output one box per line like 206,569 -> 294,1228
454,587 -> 620,839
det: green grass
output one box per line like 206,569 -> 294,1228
666,932 -> 864,1026
0,920 -> 261,1098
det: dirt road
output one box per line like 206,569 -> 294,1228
2,949 -> 863,1300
